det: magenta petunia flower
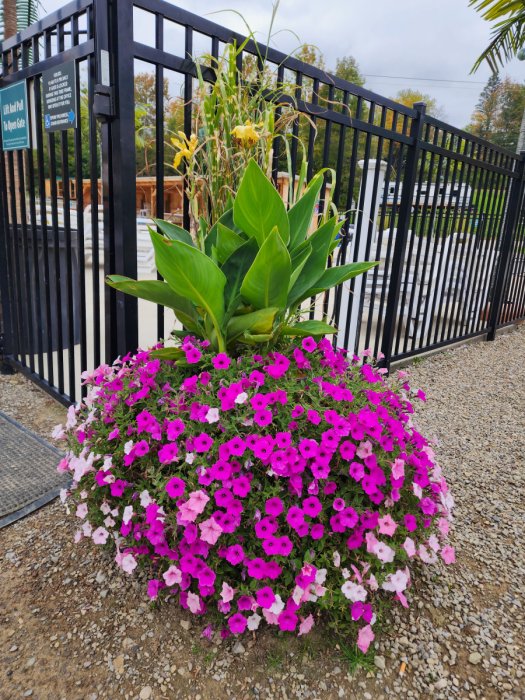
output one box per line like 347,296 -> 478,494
286,505 -> 305,529
253,409 -> 272,427
277,610 -> 298,631
256,586 -> 275,609
192,432 -> 213,453
158,442 -> 179,464
302,496 -> 322,518
265,497 -> 284,517
301,336 -> 317,353
164,477 -> 185,500
224,544 -> 245,566
212,353 -> 231,370
185,346 -> 202,364
228,612 -> 247,634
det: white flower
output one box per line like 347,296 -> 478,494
247,613 -> 262,631
52,424 -> 65,440
269,594 -> 284,615
341,581 -> 367,602
234,392 -> 248,404
315,568 -> 327,585
140,490 -> 152,508
382,569 -> 409,594
122,506 -> 134,525
121,553 -> 138,574
185,452 -> 195,464
59,489 -> 69,504
205,407 -> 220,423
333,551 -> 341,568
124,440 -> 134,455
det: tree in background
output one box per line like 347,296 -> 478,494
466,74 -> 525,151
467,73 -> 502,139
470,0 -> 525,151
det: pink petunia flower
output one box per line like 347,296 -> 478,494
199,517 -> 223,545
92,527 -> 109,544
440,545 -> 456,564
378,514 -> 398,537
357,624 -> 375,653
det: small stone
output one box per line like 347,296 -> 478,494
139,687 -> 152,700
122,637 -> 135,650
232,642 -> 245,655
435,679 -> 448,690
374,656 -> 386,671
469,652 -> 482,665
9,645 -> 18,652
23,692 -> 33,698
113,655 -> 125,675
180,620 -> 190,631
25,658 -> 36,669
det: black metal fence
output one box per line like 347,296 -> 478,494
1,0 -> 524,406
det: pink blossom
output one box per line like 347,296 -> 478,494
374,541 -> 395,563
220,582 -> 235,603
121,553 -> 137,574
441,545 -> 456,564
357,624 -> 375,653
378,514 -> 398,537
298,614 -> 314,636
163,565 -> 182,586
199,517 -> 223,545
187,591 -> 201,614
391,458 -> 405,480
403,537 -> 416,557
301,337 -> 317,353
92,527 -> 109,544
205,407 -> 220,423
76,503 -> 88,519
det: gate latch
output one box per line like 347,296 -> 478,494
93,84 -> 115,122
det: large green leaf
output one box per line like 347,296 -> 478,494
227,307 -> 279,341
215,223 -> 245,265
233,160 -> 290,246
149,231 -> 227,337
287,217 -> 340,307
221,238 -> 259,314
287,172 -> 324,249
205,208 -> 243,256
105,275 -> 202,333
281,320 -> 337,336
301,261 -> 379,302
151,220 -> 194,247
289,241 -> 312,291
240,228 -> 291,309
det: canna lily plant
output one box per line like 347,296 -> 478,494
107,160 -> 377,357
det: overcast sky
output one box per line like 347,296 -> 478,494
41,0 -> 525,128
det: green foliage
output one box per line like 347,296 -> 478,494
107,160 -> 377,353
470,0 -> 525,73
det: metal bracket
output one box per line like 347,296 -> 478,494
93,83 -> 115,122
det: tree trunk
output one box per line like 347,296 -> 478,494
3,0 -> 17,39
517,106 -> 525,154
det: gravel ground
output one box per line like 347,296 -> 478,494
1,327 -> 524,700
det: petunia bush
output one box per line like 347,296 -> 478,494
55,336 -> 454,652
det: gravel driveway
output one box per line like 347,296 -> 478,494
1,326 -> 524,700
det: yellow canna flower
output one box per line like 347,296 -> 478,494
231,120 -> 262,147
172,131 -> 198,169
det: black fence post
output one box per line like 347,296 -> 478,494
380,102 -> 426,369
486,151 -> 525,341
98,0 -> 138,361
0,158 -> 14,372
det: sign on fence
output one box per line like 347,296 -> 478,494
0,81 -> 30,151
42,62 -> 77,132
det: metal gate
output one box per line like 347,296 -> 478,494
1,0 -> 525,406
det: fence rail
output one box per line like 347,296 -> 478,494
1,0 -> 524,406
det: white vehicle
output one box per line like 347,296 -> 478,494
382,181 -> 472,207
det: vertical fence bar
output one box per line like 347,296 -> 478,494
380,102 -> 426,368
104,0 -> 138,359
487,152 -> 525,340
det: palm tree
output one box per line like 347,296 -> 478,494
470,0 -> 525,151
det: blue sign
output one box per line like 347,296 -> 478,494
0,81 -> 30,151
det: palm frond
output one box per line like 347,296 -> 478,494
470,0 -> 525,72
